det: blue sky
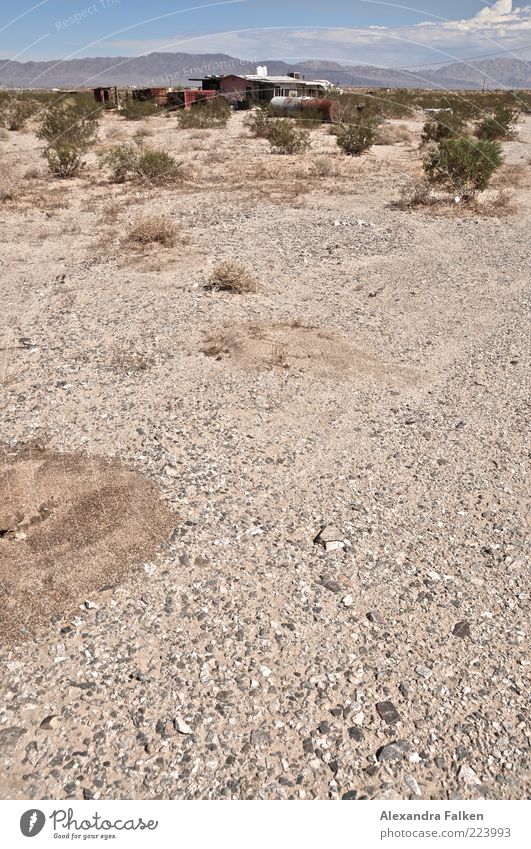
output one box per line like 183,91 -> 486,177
1,1 -> 530,67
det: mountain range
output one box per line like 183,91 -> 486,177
0,52 -> 529,91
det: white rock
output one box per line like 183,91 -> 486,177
458,764 -> 482,786
342,594 -> 354,607
174,717 -> 193,735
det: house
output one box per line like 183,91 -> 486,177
190,66 -> 333,107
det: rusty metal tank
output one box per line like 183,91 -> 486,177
270,96 -> 333,122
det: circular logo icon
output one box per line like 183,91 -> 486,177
20,810 -> 46,837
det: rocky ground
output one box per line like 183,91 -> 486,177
0,108 -> 529,800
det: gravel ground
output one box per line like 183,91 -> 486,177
0,110 -> 529,800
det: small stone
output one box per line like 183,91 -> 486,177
320,577 -> 343,594
318,721 -> 331,735
314,526 -> 346,552
399,683 -> 410,699
0,727 -> 26,753
348,726 -> 364,742
415,664 -> 432,679
453,621 -> 471,639
376,740 -> 411,761
342,790 -> 358,800
174,717 -> 193,735
342,594 -> 354,607
367,611 -> 385,624
250,729 -> 272,747
376,701 -> 400,726
458,764 -> 482,786
404,774 -> 421,796
39,715 -> 60,731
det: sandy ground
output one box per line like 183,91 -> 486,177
0,110 -> 529,800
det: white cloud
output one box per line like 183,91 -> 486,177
104,3 -> 531,68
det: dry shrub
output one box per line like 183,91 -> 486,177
312,156 -> 340,177
471,189 -> 516,217
127,215 -> 178,247
395,177 -> 433,209
207,261 -> 258,294
375,123 -> 412,145
493,163 -> 527,189
23,167 -> 42,180
201,328 -> 241,358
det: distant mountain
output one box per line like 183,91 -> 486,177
0,51 -> 529,90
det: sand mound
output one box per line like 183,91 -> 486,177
0,445 -> 175,644
201,322 -> 417,385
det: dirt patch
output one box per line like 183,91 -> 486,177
0,445 -> 176,644
200,322 -> 419,386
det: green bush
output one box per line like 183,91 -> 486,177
121,99 -> 159,121
102,142 -> 183,184
421,111 -> 466,144
334,122 -> 375,156
0,98 -> 40,131
266,120 -> 310,154
37,101 -> 99,177
423,137 -> 503,198
244,107 -> 271,138
475,107 -> 518,141
177,97 -> 230,129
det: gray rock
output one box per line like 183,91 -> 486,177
376,701 -> 400,725
0,727 -> 26,754
377,740 -> 411,761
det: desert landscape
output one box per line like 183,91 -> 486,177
0,93 -> 529,801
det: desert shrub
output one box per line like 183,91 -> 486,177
475,107 -> 518,141
207,261 -> 258,293
266,120 -> 310,154
421,111 -> 466,144
127,216 -> 177,246
424,138 -> 503,198
244,107 -> 271,138
334,122 -> 374,156
177,97 -> 230,129
102,142 -> 184,184
395,178 -> 432,209
0,98 -> 40,131
375,123 -> 412,145
136,149 -> 183,183
37,101 -> 99,177
121,100 -> 159,121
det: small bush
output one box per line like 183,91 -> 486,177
0,98 -> 40,131
208,261 -> 258,294
127,216 -> 177,247
177,98 -> 230,129
121,100 -> 159,121
424,137 -> 503,198
475,107 -> 518,141
102,143 -> 184,184
266,120 -> 310,154
375,123 -> 412,145
334,122 -> 374,156
395,178 -> 432,209
244,107 -> 271,138
421,112 -> 466,144
37,101 -> 99,177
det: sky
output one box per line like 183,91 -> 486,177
0,0 -> 530,68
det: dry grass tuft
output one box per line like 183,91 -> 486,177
201,328 -> 242,358
375,123 -> 412,145
127,215 -> 178,247
207,261 -> 259,294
